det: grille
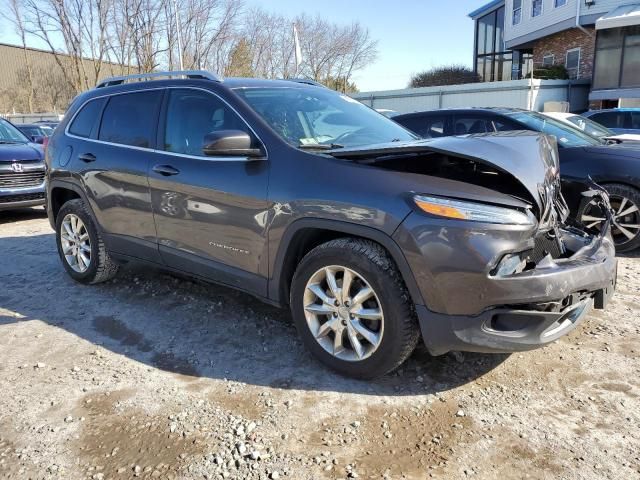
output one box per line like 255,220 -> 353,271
530,232 -> 564,263
0,171 -> 45,188
0,192 -> 45,203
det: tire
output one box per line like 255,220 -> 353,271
578,183 -> 640,253
290,238 -> 420,379
55,199 -> 119,284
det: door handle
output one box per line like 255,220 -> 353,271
78,153 -> 96,163
153,164 -> 180,176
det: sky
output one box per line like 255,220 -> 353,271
247,0 -> 488,91
0,0 -> 490,92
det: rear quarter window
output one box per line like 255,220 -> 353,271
98,91 -> 163,148
69,98 -> 105,138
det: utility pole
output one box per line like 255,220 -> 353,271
172,0 -> 185,70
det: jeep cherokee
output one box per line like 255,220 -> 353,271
45,71 -> 617,378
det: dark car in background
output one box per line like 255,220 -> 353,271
16,123 -> 53,144
45,71 -> 616,378
0,118 -> 46,211
394,108 -> 640,252
582,108 -> 640,135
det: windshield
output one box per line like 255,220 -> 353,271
233,87 -> 416,148
564,114 -> 614,139
0,119 -> 29,143
507,111 -> 601,147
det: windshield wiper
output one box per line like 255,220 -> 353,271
0,140 -> 21,144
298,143 -> 344,150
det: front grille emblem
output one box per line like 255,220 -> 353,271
11,163 -> 23,173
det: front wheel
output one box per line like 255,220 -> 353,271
55,199 -> 119,284
579,183 -> 640,252
290,238 -> 419,379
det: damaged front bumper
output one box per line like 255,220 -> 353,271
395,204 -> 617,356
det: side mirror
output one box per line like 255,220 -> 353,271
202,130 -> 264,158
31,135 -> 45,144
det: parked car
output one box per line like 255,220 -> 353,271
35,120 -> 60,129
45,72 -> 616,378
16,123 -> 53,144
375,108 -> 398,118
544,111 -> 640,144
394,108 -> 640,251
582,108 -> 640,135
0,118 -> 46,211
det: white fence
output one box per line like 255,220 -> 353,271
0,112 -> 63,124
352,79 -> 591,114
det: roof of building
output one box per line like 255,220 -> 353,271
468,0 -> 504,19
596,3 -> 640,30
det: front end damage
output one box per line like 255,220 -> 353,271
330,132 -> 618,355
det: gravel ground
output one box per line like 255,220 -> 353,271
0,208 -> 638,480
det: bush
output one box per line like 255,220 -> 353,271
531,65 -> 569,80
409,65 -> 479,88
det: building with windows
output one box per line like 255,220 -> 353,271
469,0 -> 640,108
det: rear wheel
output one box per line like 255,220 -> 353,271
579,184 -> 640,252
290,238 -> 419,379
55,199 -> 119,283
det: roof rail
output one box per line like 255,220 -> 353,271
287,78 -> 328,88
96,70 -> 223,88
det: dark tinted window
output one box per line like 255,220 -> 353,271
69,98 -> 105,138
453,116 -> 518,135
396,115 -> 447,139
631,112 -> 640,130
590,112 -> 628,129
99,91 -> 162,147
164,89 -> 251,156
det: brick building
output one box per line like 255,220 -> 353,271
469,0 -> 640,109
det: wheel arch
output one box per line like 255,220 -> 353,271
48,180 -> 99,231
269,219 -> 425,308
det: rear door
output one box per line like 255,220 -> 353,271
148,87 -> 271,296
68,89 -> 163,261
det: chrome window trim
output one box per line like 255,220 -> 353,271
64,86 -> 268,163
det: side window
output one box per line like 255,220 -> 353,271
164,89 -> 251,156
454,117 -> 491,135
98,91 -> 162,148
590,112 -> 625,129
402,116 -> 447,138
69,98 -> 105,138
631,112 -> 640,130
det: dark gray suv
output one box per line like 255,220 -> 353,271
45,71 -> 617,378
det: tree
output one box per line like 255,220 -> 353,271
225,38 -> 254,77
409,65 -> 479,88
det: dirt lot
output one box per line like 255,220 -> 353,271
0,208 -> 638,480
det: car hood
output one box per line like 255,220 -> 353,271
608,133 -> 640,143
329,131 -> 560,214
0,142 -> 43,162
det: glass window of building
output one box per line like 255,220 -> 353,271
513,0 -> 522,25
593,26 -> 640,90
565,48 -> 580,79
474,6 -> 513,82
532,0 -> 543,17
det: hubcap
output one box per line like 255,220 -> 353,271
303,265 -> 384,362
60,214 -> 91,273
582,195 -> 640,245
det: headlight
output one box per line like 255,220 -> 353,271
413,195 -> 535,226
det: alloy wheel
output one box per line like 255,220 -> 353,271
582,195 -> 640,245
60,213 -> 92,273
303,265 -> 384,362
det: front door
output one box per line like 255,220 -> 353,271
148,87 -> 271,296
